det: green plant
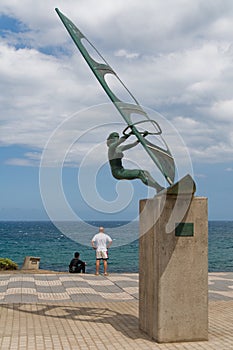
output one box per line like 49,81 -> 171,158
0,258 -> 18,270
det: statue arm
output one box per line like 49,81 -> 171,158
109,135 -> 129,150
120,140 -> 139,151
119,131 -> 149,151
117,135 -> 129,145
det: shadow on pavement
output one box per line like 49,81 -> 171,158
1,303 -> 153,342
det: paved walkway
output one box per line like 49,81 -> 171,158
0,272 -> 232,349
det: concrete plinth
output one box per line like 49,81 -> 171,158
139,195 -> 208,343
21,256 -> 40,270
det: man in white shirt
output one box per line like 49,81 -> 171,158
91,227 -> 112,276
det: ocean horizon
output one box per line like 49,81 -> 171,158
0,220 -> 232,274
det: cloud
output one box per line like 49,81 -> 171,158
5,157 -> 38,167
1,0 -> 233,168
115,49 -> 139,59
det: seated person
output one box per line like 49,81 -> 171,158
69,252 -> 86,273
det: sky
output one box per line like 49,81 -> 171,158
0,0 -> 233,222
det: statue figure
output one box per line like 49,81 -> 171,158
107,132 -> 164,192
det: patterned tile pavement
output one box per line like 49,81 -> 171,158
0,272 -> 232,349
0,273 -> 139,303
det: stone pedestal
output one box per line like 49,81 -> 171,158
139,195 -> 208,343
21,256 -> 40,270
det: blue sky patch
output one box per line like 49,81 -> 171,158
0,14 -> 27,33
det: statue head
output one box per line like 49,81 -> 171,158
107,132 -> 119,146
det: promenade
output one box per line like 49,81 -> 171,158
0,271 -> 232,349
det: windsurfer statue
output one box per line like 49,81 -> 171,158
56,8 -> 196,195
107,132 -> 164,192
55,8 -> 179,191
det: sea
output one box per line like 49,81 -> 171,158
0,221 -> 232,274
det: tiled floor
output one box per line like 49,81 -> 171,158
0,272 -> 233,349
1,272 -> 233,303
0,273 -> 139,303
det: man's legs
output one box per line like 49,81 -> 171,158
103,259 -> 108,275
95,259 -> 100,275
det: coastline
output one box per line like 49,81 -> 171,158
1,220 -> 233,273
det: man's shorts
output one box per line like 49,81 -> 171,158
96,250 -> 108,260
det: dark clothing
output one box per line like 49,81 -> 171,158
109,158 -> 124,170
69,258 -> 85,273
109,157 -> 146,180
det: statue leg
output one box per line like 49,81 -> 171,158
112,168 -> 164,192
139,170 -> 164,192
